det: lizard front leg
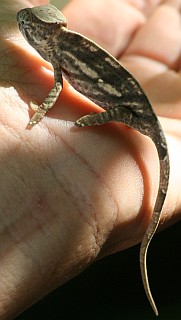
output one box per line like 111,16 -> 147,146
29,67 -> 63,127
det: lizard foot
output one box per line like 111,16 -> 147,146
28,108 -> 46,127
75,111 -> 110,127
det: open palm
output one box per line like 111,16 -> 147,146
0,0 -> 180,318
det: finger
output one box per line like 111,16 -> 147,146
123,0 -> 164,15
124,2 -> 181,70
29,0 -> 47,5
120,2 -> 181,118
62,0 -> 146,56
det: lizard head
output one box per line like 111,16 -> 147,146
17,4 -> 67,45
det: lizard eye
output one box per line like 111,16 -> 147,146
17,9 -> 32,27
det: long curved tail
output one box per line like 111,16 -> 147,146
140,124 -> 170,315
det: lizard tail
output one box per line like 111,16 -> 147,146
140,129 -> 170,316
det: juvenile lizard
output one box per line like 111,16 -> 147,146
17,4 -> 170,315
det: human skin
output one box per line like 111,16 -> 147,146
0,0 -> 181,318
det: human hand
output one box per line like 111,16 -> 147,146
0,0 -> 180,319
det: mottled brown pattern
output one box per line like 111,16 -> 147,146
17,4 -> 170,315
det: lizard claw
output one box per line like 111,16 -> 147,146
75,113 -> 98,127
28,109 -> 46,127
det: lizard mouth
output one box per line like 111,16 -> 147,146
18,25 -> 30,43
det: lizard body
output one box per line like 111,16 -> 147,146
17,4 -> 170,315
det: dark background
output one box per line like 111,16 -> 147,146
16,220 -> 181,320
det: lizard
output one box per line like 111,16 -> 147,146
16,4 -> 170,315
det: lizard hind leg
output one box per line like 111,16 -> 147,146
75,106 -> 141,129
